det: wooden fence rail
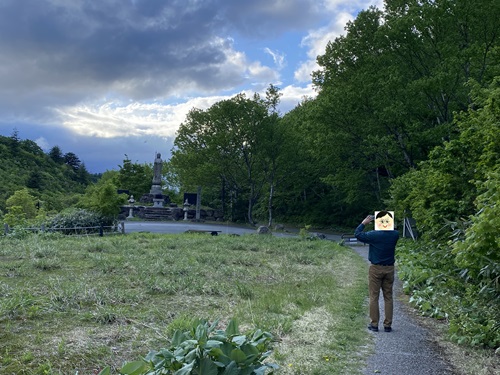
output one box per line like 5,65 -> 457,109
3,222 -> 125,237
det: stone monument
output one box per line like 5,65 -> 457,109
140,152 -> 170,206
151,153 -> 164,207
150,153 -> 162,196
127,195 -> 135,218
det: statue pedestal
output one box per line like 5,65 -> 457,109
150,184 -> 162,196
127,207 -> 134,218
153,199 -> 164,208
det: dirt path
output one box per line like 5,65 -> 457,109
350,245 -> 457,375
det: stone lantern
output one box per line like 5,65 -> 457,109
183,199 -> 190,221
127,195 -> 135,219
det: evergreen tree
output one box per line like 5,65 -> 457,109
48,146 -> 64,164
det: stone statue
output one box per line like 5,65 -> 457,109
150,152 -> 163,198
140,152 -> 170,207
152,152 -> 162,185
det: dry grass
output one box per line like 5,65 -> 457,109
0,232 -> 370,374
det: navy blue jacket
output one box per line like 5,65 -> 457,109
354,224 -> 400,265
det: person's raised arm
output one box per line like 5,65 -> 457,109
355,215 -> 374,241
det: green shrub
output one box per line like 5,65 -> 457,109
397,239 -> 500,348
45,208 -> 112,234
98,318 -> 279,375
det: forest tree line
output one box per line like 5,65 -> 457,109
171,0 -> 500,228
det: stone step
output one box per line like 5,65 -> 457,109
143,207 -> 175,221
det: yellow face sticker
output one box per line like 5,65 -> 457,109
374,211 -> 394,231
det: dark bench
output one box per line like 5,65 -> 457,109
185,230 -> 222,236
341,234 -> 365,246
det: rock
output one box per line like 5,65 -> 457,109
311,232 -> 327,240
256,226 -> 271,234
274,224 -> 285,231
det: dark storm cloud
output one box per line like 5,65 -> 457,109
0,0 -> 226,99
0,0 -> 321,109
222,0 -> 321,38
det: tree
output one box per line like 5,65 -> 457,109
172,93 -> 275,224
117,156 -> 153,199
6,188 -> 37,222
260,85 -> 284,227
48,146 -> 64,164
289,0 -> 500,225
9,128 -> 20,155
389,78 -> 500,348
26,170 -> 43,189
0,134 -> 91,214
64,152 -> 81,171
390,77 -> 500,238
75,163 -> 91,185
21,140 -> 44,156
79,179 -> 127,218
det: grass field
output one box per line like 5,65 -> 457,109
0,232 -> 371,374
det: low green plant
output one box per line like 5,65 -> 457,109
397,238 -> 500,348
98,318 -> 278,375
44,208 -> 111,234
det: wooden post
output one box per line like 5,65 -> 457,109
4,223 -> 8,235
196,186 -> 202,221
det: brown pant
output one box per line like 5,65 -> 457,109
368,264 -> 395,327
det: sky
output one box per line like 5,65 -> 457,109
0,0 -> 383,173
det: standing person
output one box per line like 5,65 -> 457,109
355,211 -> 400,332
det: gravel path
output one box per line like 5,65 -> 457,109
350,245 -> 457,375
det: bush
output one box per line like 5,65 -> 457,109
397,239 -> 500,348
45,208 -> 112,235
98,318 -> 279,375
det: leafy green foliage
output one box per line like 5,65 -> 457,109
171,92 -> 278,224
391,80 -> 500,237
109,318 -> 278,375
5,188 -> 37,222
78,179 -> 127,218
117,156 -> 153,199
392,79 -> 500,348
3,206 -> 29,228
453,172 -> 500,290
275,0 -> 500,225
397,239 -> 500,348
44,208 -> 111,232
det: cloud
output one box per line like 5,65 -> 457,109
0,0 -> 383,172
294,11 -> 353,83
55,97 -> 227,139
279,84 -> 317,112
35,137 -> 50,151
264,48 -> 286,70
293,0 -> 383,83
0,0 -> 323,102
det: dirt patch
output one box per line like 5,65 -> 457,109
273,306 -> 336,374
